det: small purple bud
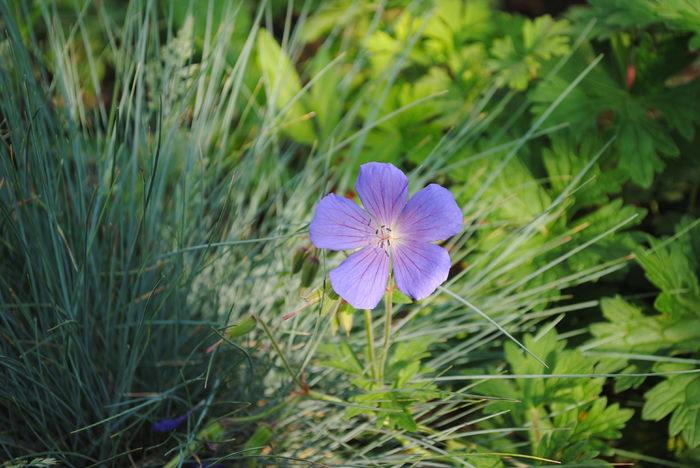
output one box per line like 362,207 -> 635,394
153,402 -> 203,432
153,413 -> 188,432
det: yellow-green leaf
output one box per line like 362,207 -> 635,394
257,28 -> 315,144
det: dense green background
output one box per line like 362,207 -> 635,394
1,1 -> 699,466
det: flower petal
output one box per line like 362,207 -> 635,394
356,162 -> 408,227
397,184 -> 462,242
330,246 -> 389,309
393,241 -> 451,301
309,193 -> 374,250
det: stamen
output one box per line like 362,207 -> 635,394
373,223 -> 395,254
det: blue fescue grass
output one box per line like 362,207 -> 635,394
0,1 -> 274,464
2,1 -> 685,466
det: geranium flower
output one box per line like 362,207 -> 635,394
309,162 -> 462,309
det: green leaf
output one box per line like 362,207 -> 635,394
617,118 -> 666,188
635,226 -> 700,320
257,28 -> 315,144
581,0 -> 700,47
424,0 -> 494,45
387,337 -> 434,386
670,406 -> 700,447
457,152 -> 552,227
690,34 -> 700,50
391,288 -> 413,304
318,341 -> 365,377
360,127 -> 402,165
477,329 -> 632,463
687,372 -> 700,408
309,47 -> 344,140
542,135 -> 627,209
531,36 -> 700,187
592,218 -> 700,448
243,423 -> 273,451
644,374 -> 700,447
613,364 -> 648,392
298,0 -> 372,43
489,15 -> 570,90
347,390 -> 420,432
382,399 -> 418,432
166,0 -> 252,54
562,199 -> 645,273
643,373 -> 695,421
591,296 -> 689,354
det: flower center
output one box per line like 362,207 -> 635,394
374,224 -> 395,254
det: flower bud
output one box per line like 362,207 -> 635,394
300,255 -> 319,288
291,247 -> 307,274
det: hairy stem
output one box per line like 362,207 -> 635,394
378,276 -> 394,384
364,308 -> 377,380
258,317 -> 305,391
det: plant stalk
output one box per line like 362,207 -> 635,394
378,276 -> 394,384
258,317 -> 306,391
363,308 -> 376,380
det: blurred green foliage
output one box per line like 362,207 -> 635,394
591,218 -> 700,452
2,0 -> 700,466
476,329 -> 633,465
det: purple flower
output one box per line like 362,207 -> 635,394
309,162 -> 462,309
153,402 -> 202,432
153,412 -> 189,432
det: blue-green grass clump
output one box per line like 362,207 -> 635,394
2,0 -> 700,467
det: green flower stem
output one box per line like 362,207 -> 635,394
378,275 -> 394,384
307,390 -> 345,404
363,308 -> 377,380
258,316 -> 306,391
228,391 -> 344,425
227,395 -> 302,423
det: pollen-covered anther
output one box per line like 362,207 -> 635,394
374,224 -> 395,253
